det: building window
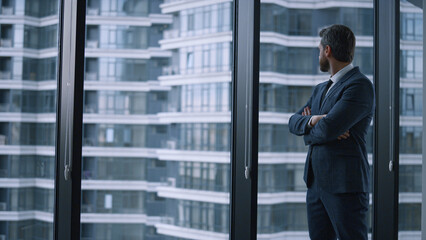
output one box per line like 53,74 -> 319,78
401,50 -> 423,79
187,13 -> 195,31
401,12 -> 423,41
186,52 -> 194,73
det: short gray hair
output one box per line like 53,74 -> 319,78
319,24 -> 355,63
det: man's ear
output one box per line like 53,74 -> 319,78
324,45 -> 332,57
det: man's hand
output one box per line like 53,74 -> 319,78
302,107 -> 311,116
303,107 -> 350,140
337,130 -> 350,140
302,107 -> 326,127
310,115 -> 326,127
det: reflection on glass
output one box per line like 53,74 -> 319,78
0,0 -> 59,239
258,1 -> 374,239
399,0 -> 423,239
81,0 -> 232,239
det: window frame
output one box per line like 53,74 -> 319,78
373,0 -> 400,239
54,0 -> 86,239
421,0 -> 426,237
230,0 -> 260,239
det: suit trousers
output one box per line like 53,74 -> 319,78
306,175 -> 369,240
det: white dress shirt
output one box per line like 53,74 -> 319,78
325,63 -> 354,96
307,64 -> 354,127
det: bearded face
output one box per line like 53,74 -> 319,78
318,44 -> 330,73
319,54 -> 330,72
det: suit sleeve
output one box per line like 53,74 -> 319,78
303,79 -> 374,145
288,94 -> 313,136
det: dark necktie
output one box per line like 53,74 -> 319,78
320,79 -> 333,107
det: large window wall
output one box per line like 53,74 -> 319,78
0,0 -> 423,239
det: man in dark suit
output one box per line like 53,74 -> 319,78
288,24 -> 375,240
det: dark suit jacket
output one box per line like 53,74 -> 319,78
288,67 -> 375,193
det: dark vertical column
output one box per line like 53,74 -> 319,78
54,0 -> 86,239
230,0 -> 260,239
422,1 -> 426,239
373,0 -> 399,239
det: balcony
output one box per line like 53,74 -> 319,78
0,135 -> 5,145
86,40 -> 98,48
0,71 -> 11,80
83,138 -> 95,146
0,103 -> 9,112
0,169 -> 8,178
85,72 -> 98,81
0,202 -> 6,211
84,104 -> 97,114
81,204 -> 94,213
0,39 -> 12,48
163,29 -> 179,39
162,66 -> 180,76
161,65 -> 232,77
0,7 -> 13,15
165,140 -> 177,149
87,8 -> 99,16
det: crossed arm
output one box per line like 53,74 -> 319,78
289,79 -> 374,145
301,106 -> 350,140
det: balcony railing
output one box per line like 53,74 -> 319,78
0,71 -> 11,80
1,7 -> 13,15
162,66 -> 180,75
84,105 -> 97,113
163,29 -> 179,39
165,140 -> 177,149
0,104 -> 9,112
0,169 -> 8,178
164,0 -> 185,3
81,204 -> 94,213
162,65 -> 231,76
83,138 -> 95,146
85,72 -> 98,81
87,8 -> 99,16
0,39 -> 12,48
86,40 -> 98,48
0,202 -> 6,211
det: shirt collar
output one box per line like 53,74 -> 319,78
330,64 -> 354,84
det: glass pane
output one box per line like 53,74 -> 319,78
81,1 -> 232,239
399,1 -> 423,239
0,0 -> 59,239
258,1 -> 374,239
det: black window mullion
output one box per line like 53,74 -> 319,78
373,0 -> 399,239
54,0 -> 86,239
230,0 -> 260,239
422,0 -> 426,237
